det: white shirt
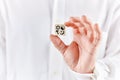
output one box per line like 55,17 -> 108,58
0,0 -> 120,80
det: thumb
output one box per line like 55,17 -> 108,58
50,34 -> 67,54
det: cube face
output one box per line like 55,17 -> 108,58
55,24 -> 65,36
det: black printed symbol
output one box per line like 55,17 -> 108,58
55,24 -> 65,35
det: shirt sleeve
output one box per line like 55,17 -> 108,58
0,9 -> 6,80
68,0 -> 120,80
67,67 -> 95,80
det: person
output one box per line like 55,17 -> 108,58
0,0 -> 120,80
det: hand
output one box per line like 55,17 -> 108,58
50,16 -> 101,73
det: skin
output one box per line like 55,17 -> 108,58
50,15 -> 101,74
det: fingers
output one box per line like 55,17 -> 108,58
82,16 -> 94,40
65,21 -> 79,29
93,24 -> 101,45
65,16 -> 101,45
95,24 -> 101,41
70,17 -> 85,27
81,16 -> 101,44
82,16 -> 92,26
65,16 -> 94,39
50,34 -> 68,54
64,21 -> 84,34
64,16 -> 85,29
64,41 -> 79,69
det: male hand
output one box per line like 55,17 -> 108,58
50,16 -> 101,73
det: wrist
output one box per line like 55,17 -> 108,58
74,65 -> 94,74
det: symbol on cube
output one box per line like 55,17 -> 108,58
55,24 -> 65,36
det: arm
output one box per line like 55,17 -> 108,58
50,14 -> 120,80
50,1 -> 120,79
50,15 -> 101,79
